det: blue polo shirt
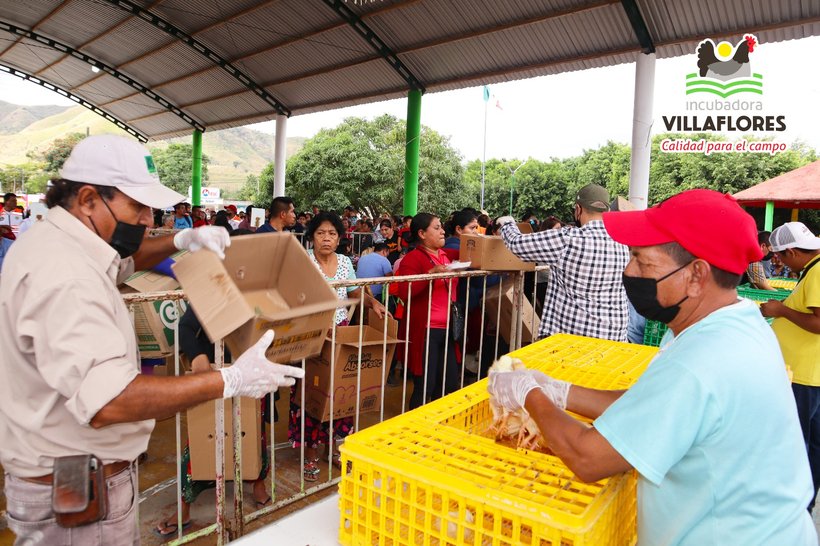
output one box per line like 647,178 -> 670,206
595,300 -> 815,546
355,252 -> 392,298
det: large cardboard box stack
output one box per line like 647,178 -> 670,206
172,233 -> 340,364
459,233 -> 535,271
485,282 -> 536,345
300,313 -> 401,422
187,397 -> 261,481
121,269 -> 187,358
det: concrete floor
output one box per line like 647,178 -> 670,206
2,377 -> 820,545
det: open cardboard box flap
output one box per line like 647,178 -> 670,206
333,309 -> 403,346
172,233 -> 339,346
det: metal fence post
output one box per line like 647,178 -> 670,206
510,272 -> 524,351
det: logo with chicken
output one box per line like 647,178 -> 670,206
686,34 -> 762,97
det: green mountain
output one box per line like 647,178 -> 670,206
0,101 -> 305,192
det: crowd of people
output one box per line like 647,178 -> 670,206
1,133 -> 819,545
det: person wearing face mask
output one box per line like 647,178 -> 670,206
496,183 -> 630,342
0,135 -> 304,545
743,230 -> 778,291
488,189 -> 815,546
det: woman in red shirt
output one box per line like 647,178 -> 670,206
396,213 -> 460,409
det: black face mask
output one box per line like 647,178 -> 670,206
573,206 -> 582,228
622,261 -> 692,324
90,196 -> 146,259
763,251 -> 774,261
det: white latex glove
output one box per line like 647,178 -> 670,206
488,369 -> 571,411
174,226 -> 231,259
219,330 -> 305,399
487,370 -> 540,412
528,369 -> 571,410
495,216 -> 516,228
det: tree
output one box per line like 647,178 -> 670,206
285,115 -> 467,215
150,143 -> 210,195
28,132 -> 86,176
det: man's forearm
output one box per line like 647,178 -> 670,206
90,372 -> 224,428
132,234 -> 178,271
525,389 -> 631,482
566,386 -> 625,419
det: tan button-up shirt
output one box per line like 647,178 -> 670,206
0,206 -> 153,477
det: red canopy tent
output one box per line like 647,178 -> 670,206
733,160 -> 820,229
734,160 -> 820,209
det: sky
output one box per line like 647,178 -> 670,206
1,35 -> 819,163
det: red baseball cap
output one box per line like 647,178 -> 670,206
602,189 -> 762,275
225,204 -> 237,214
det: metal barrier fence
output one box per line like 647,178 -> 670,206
122,266 -> 549,544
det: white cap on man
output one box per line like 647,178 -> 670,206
60,135 -> 184,209
769,222 -> 820,252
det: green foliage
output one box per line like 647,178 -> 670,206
149,143 -> 210,195
0,163 -> 48,194
285,115 -> 466,215
31,132 -> 86,175
648,134 -> 816,204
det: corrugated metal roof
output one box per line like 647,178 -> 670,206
1,0 -> 818,141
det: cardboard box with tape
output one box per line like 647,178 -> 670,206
172,233 -> 340,364
299,311 -> 401,422
459,233 -> 535,271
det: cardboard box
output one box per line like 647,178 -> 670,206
485,281 -> 536,345
121,269 -> 188,358
517,221 -> 534,234
300,313 -> 401,422
459,233 -> 535,271
187,397 -> 261,481
172,233 -> 340,364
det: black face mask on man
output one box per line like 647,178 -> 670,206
89,194 -> 147,259
622,261 -> 692,324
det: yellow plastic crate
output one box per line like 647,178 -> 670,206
768,277 -> 797,289
508,334 -> 657,390
338,335 -> 656,545
339,419 -> 636,546
406,334 -> 657,434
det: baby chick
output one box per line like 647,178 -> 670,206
487,355 -> 543,450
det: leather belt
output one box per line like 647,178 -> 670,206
22,460 -> 132,485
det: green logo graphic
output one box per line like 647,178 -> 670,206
145,155 -> 157,174
686,34 -> 763,98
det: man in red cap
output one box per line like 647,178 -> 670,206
488,189 -> 815,545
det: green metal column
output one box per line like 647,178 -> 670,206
403,89 -> 422,216
764,201 -> 774,231
192,130 -> 203,206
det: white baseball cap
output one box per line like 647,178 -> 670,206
770,222 -> 820,252
60,135 -> 185,209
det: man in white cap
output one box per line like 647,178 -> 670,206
0,135 -> 304,544
762,221 -> 820,511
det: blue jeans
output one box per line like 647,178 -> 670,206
792,383 -> 820,512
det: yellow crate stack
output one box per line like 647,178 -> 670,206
339,334 -> 658,546
768,277 -> 798,290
